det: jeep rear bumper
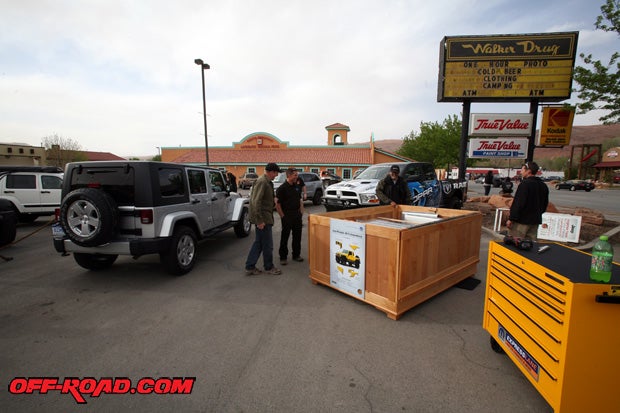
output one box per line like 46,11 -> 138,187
54,237 -> 172,256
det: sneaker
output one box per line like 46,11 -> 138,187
245,267 -> 263,276
292,256 -> 304,262
280,259 -> 288,266
264,267 -> 282,275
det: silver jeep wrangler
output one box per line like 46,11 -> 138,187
52,161 -> 250,275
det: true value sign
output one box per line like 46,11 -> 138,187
469,113 -> 533,136
468,138 -> 529,159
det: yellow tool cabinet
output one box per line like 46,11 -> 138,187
483,241 -> 620,413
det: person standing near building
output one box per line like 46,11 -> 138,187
376,165 -> 412,206
275,168 -> 305,266
506,161 -> 549,240
244,163 -> 282,275
227,171 -> 237,192
483,170 -> 493,196
294,173 -> 307,202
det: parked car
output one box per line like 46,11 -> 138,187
0,166 -> 63,222
0,198 -> 17,246
273,171 -> 324,205
352,168 -> 366,179
614,174 -> 620,183
555,180 -> 595,192
52,161 -> 250,275
543,175 -> 563,182
320,171 -> 342,187
238,172 -> 259,189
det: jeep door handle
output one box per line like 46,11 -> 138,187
4,190 -> 14,193
191,198 -> 200,204
41,191 -> 50,194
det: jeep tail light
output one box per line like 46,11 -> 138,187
87,182 -> 101,188
140,209 -> 153,224
54,208 -> 60,222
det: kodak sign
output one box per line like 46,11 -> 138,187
538,106 -> 575,146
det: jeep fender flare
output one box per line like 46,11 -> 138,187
158,211 -> 201,237
229,198 -> 249,221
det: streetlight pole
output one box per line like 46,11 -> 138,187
194,58 -> 210,165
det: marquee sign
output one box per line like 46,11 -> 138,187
469,113 -> 533,136
468,138 -> 529,159
438,32 -> 579,102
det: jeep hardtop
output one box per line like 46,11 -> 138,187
52,161 -> 250,275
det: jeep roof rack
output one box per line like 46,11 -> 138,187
0,165 -> 63,173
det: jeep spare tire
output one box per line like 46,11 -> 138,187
60,188 -> 118,247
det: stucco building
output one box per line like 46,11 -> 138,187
161,123 -> 411,179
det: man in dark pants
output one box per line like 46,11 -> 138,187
245,162 -> 282,276
276,168 -> 304,266
507,161 -> 549,240
376,164 -> 412,206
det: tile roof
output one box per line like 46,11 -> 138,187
172,146 -> 373,165
84,151 -> 125,161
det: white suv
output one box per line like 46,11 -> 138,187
0,166 -> 63,222
272,171 -> 324,205
52,161 -> 250,275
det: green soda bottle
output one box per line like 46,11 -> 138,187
589,235 -> 614,282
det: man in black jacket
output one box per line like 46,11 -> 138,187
507,161 -> 549,239
276,168 -> 305,265
376,165 -> 412,206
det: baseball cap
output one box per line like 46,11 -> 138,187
265,162 -> 282,172
390,165 -> 400,174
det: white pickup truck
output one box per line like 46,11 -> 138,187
323,162 -> 468,211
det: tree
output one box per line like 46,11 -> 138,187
397,115 -> 463,170
42,133 -> 87,168
573,0 -> 620,124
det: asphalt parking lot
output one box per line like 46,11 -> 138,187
0,205 -> 553,412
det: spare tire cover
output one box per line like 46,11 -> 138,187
60,188 -> 119,247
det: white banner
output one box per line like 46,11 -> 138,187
330,219 -> 366,299
469,113 -> 533,136
537,213 -> 582,243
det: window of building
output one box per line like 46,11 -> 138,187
326,168 -> 336,175
19,148 -> 24,154
247,168 -> 256,174
310,168 -> 320,174
7,148 -> 12,153
342,168 -> 352,179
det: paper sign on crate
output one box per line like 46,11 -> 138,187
537,213 -> 582,243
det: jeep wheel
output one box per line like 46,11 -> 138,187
60,188 -> 118,247
312,190 -> 323,206
73,253 -> 118,270
160,225 -> 197,275
234,207 -> 251,238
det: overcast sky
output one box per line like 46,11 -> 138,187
1,0 -> 616,157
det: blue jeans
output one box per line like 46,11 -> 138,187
245,224 -> 275,271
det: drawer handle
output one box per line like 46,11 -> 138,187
595,294 -> 620,304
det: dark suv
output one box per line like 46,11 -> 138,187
52,161 -> 250,275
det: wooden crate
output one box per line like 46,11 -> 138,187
308,205 -> 482,319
